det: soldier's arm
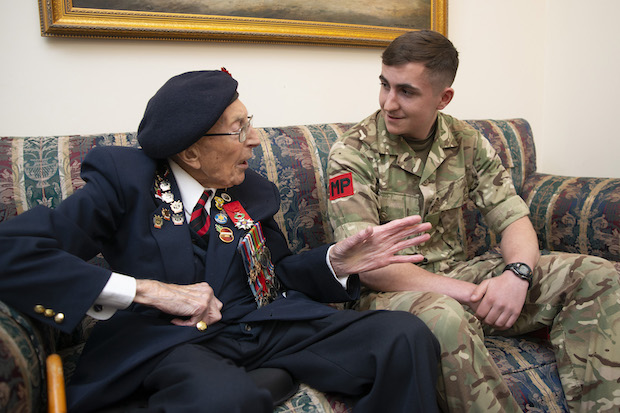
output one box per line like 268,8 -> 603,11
468,217 -> 540,330
360,263 -> 479,305
497,216 -> 540,272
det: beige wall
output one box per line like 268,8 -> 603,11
1,1 -> 618,177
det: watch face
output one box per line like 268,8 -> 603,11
517,264 -> 529,274
505,263 -> 532,288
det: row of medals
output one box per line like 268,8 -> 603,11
152,167 -> 253,244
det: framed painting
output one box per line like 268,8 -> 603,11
39,0 -> 447,47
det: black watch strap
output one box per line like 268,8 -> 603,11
503,262 -> 533,288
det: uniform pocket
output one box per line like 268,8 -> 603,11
378,191 -> 422,225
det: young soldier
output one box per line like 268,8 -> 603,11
327,30 -> 620,413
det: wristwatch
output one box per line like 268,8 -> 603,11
503,262 -> 533,287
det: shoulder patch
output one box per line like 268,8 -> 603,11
329,172 -> 354,200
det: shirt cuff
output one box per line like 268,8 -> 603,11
326,244 -> 349,289
87,272 -> 136,320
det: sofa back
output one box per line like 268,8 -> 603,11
0,119 -> 536,260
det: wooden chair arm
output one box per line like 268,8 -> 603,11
46,354 -> 67,413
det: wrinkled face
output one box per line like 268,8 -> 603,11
184,99 -> 259,188
379,62 -> 453,141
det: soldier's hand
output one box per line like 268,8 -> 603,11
329,215 -> 432,276
469,272 -> 528,330
134,279 -> 223,328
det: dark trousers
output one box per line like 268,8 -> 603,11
111,310 -> 439,413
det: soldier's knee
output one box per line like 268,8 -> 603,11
407,292 -> 481,340
569,255 -> 619,289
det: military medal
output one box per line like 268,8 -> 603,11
223,201 -> 254,230
161,208 -> 171,221
237,222 -> 280,308
221,193 -> 232,202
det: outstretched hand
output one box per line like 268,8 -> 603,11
329,215 -> 432,276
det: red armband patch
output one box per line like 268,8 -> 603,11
329,173 -> 355,200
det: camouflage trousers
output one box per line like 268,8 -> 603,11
357,252 -> 620,413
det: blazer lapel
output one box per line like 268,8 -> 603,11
205,187 -> 249,295
205,183 -> 274,295
149,165 -> 195,285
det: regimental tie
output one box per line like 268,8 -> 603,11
190,190 -> 212,239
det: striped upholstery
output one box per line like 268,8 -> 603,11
0,119 -> 618,412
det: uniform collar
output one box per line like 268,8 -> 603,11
377,111 -> 458,155
374,111 -> 460,180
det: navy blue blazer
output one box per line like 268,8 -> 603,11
0,146 -> 360,410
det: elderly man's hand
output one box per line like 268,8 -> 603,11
329,215 -> 432,276
134,280 -> 223,329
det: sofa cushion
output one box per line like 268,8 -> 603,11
485,336 -> 568,412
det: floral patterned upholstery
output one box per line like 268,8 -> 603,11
0,119 -> 618,412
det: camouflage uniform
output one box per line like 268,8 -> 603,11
327,110 -> 620,413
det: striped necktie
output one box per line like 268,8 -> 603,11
190,190 -> 212,238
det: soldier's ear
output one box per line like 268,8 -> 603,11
437,87 -> 454,110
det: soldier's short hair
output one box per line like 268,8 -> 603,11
382,30 -> 459,90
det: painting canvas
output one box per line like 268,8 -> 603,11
72,0 -> 434,30
40,0 -> 447,47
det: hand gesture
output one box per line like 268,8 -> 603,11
134,280 -> 223,330
329,215 -> 432,276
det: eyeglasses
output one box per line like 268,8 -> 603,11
203,115 -> 253,143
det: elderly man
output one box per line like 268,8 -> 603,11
327,30 -> 620,413
0,70 -> 441,412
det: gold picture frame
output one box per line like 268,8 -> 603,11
38,0 -> 447,47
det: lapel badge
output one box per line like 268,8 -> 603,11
159,180 -> 171,192
218,227 -> 234,243
172,213 -> 184,226
153,215 -> 164,229
161,208 -> 171,221
221,193 -> 232,202
162,192 -> 174,203
214,196 -> 225,210
170,200 -> 183,214
214,212 -> 228,224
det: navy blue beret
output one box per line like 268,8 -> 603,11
137,70 -> 239,159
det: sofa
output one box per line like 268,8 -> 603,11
1,118 -> 618,413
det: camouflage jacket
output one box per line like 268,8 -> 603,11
327,110 -> 529,272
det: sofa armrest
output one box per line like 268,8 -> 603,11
0,300 -> 49,413
521,172 -> 620,262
